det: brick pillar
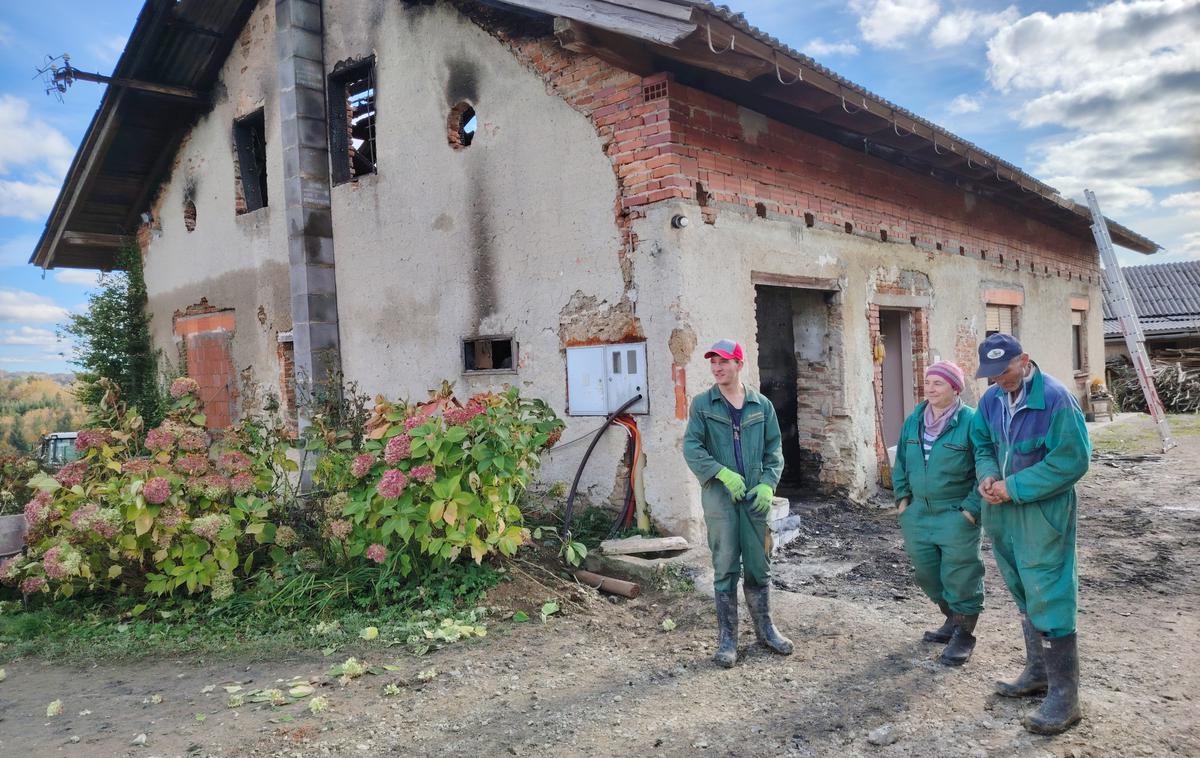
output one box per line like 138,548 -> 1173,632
276,0 -> 340,429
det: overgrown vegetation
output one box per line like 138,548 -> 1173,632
61,245 -> 165,427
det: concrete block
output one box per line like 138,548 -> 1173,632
583,550 -> 700,587
768,496 -> 790,523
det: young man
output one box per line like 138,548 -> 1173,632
683,339 -> 792,668
971,333 -> 1091,734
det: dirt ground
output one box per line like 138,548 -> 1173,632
1,414 -> 1196,757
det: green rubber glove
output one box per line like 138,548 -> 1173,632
714,468 -> 746,500
749,483 -> 774,514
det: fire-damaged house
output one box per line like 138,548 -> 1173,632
31,0 -> 1158,542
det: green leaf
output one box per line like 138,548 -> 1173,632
131,603 -> 148,617
540,601 -> 559,621
190,413 -> 207,426
511,610 -> 529,622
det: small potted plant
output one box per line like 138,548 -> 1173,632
1088,378 -> 1113,420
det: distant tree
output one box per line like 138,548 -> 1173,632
61,245 -> 164,427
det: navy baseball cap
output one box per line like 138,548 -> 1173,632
976,333 -> 1023,378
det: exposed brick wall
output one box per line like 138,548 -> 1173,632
276,336 -> 298,436
173,304 -> 238,430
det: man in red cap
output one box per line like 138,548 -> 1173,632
684,338 -> 792,667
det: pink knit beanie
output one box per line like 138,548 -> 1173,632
926,360 -> 965,393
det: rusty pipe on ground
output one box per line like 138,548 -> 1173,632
574,569 -> 640,598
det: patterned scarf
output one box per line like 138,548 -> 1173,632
923,398 -> 961,440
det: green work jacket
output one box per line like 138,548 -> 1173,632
683,383 -> 784,493
892,402 -> 983,519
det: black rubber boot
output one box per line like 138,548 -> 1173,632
1023,633 -> 1081,735
744,584 -> 793,655
995,614 -> 1048,697
923,601 -> 955,643
713,590 -> 738,668
939,613 -> 978,666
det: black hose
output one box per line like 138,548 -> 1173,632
562,393 -> 643,542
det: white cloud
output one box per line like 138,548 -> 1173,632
0,326 -> 58,347
0,234 -> 38,267
1161,191 -> 1200,214
87,35 -> 128,68
54,269 -> 101,287
0,177 -> 61,220
947,94 -> 982,115
981,0 -> 1200,226
0,96 -> 74,176
0,289 -> 70,323
1179,232 -> 1200,256
806,38 -> 860,57
852,0 -> 940,48
931,6 -> 1018,47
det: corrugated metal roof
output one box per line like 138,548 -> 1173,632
1103,261 -> 1200,338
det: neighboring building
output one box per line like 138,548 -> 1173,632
1104,261 -> 1200,361
31,0 -> 1157,542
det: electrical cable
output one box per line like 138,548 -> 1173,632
562,394 -> 642,543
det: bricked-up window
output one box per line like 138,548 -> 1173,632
985,304 -> 1016,337
233,110 -> 268,213
1071,310 -> 1085,372
463,337 -> 515,372
329,60 -> 377,184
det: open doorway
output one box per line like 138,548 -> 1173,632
878,309 -> 915,450
755,284 -> 843,497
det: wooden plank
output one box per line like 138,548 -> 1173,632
504,0 -> 696,45
751,271 -> 841,291
61,232 -> 133,248
600,535 -> 690,555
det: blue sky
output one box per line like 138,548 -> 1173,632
1,0 -> 1197,373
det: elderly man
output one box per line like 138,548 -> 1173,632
970,333 -> 1091,735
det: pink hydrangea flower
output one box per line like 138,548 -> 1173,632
143,477 -> 171,504
410,464 -> 436,484
443,402 -> 485,427
200,473 -> 229,500
174,454 -> 210,476
218,451 -> 252,474
177,428 -> 209,452
403,416 -> 424,432
350,453 -> 375,479
157,506 -> 186,529
229,471 -> 255,494
144,426 -> 175,451
191,514 -> 230,541
54,461 -> 87,489
365,543 -> 388,564
324,492 -> 349,517
122,458 -> 153,476
383,435 -> 411,464
0,555 -> 26,582
69,503 -> 100,532
24,491 -> 53,527
169,377 -> 200,399
328,519 -> 352,540
19,576 -> 46,594
74,429 -> 113,452
42,544 -> 82,580
376,469 -> 408,500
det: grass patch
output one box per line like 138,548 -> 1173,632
1090,413 -> 1200,455
0,560 -> 502,665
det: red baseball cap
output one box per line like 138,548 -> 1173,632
704,339 -> 744,362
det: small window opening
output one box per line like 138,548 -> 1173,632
755,202 -> 767,218
183,199 -> 197,232
910,235 -> 918,246
1071,311 -> 1084,372
999,254 -> 1005,266
233,109 -> 268,213
695,182 -> 710,207
448,101 -> 476,149
981,250 -> 988,260
329,60 -> 377,184
959,245 -> 965,255
936,242 -> 943,251
844,222 -> 853,234
463,336 -> 515,372
804,212 -> 814,227
879,229 -> 888,242
612,350 -> 622,374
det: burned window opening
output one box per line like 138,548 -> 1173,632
183,199 -> 197,232
755,202 -> 767,218
879,229 -> 888,242
233,109 -> 268,213
463,336 -> 515,372
844,222 -> 853,234
804,212 -> 814,227
329,60 -> 377,184
448,102 -> 476,149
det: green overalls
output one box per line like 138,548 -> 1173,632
892,402 -> 985,615
970,365 -> 1090,638
683,384 -> 784,593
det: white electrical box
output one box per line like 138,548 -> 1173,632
566,342 -> 649,415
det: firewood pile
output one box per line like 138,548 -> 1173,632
1107,348 -> 1200,414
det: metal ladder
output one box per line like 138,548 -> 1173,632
1086,189 -> 1175,452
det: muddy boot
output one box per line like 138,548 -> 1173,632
939,613 -> 978,666
923,601 -> 954,643
1023,633 -> 1081,735
744,584 -> 793,655
712,590 -> 738,668
995,615 -> 1048,697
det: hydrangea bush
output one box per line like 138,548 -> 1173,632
310,385 -> 563,571
1,378 -> 292,599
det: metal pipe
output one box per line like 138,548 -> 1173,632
574,569 -> 641,598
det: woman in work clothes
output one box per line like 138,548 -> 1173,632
892,360 -> 985,665
683,339 -> 793,667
